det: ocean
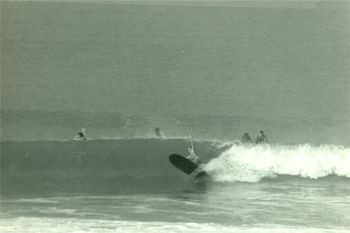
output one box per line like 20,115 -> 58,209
1,1 -> 349,232
1,134 -> 349,233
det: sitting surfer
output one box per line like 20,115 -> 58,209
186,135 -> 200,164
154,127 -> 162,138
74,128 -> 87,140
241,132 -> 252,143
255,130 -> 267,144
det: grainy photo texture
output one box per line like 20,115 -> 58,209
1,1 -> 349,232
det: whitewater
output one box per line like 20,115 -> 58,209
1,138 -> 350,233
206,143 -> 350,182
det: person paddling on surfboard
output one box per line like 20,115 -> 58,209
186,135 -> 200,164
255,130 -> 267,144
74,128 -> 87,140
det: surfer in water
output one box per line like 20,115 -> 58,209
186,135 -> 200,164
154,127 -> 162,138
74,128 -> 87,140
241,132 -> 252,143
255,130 -> 267,144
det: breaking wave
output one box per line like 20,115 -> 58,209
1,138 -> 349,195
205,144 -> 350,183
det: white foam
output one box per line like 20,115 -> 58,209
0,217 -> 348,233
7,198 -> 59,204
204,144 -> 350,182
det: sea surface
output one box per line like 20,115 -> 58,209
1,2 -> 349,232
1,137 -> 349,233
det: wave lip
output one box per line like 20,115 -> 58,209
204,144 -> 350,183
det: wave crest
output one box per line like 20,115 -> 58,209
204,144 -> 350,183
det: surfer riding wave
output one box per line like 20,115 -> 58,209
186,135 -> 200,164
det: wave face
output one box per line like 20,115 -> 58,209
0,138 -> 223,196
205,144 -> 350,183
1,138 -> 349,195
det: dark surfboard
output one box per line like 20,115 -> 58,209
169,153 -> 208,178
